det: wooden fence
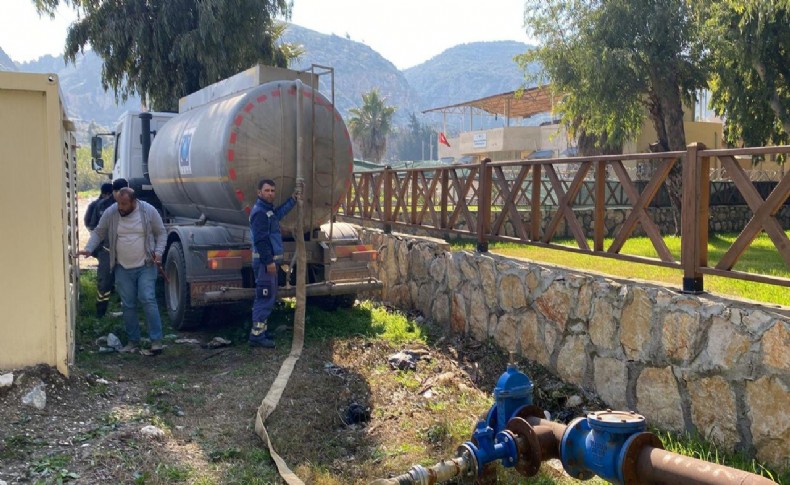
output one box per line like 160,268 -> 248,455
339,143 -> 790,292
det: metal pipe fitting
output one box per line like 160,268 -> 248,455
367,453 -> 472,485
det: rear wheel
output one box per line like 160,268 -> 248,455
164,242 -> 204,330
335,293 -> 357,308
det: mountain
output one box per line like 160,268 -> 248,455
18,53 -> 143,127
283,24 -> 422,123
0,47 -> 17,71
404,41 -> 534,110
1,26 -> 537,133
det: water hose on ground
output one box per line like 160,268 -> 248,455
252,79 -> 308,485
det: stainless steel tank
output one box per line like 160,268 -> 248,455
148,79 -> 353,234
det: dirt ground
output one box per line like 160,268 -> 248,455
0,310 -> 593,485
0,196 -> 598,484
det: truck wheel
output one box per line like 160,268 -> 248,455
164,242 -> 204,330
336,293 -> 357,308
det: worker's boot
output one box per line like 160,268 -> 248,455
249,321 -> 275,348
96,300 -> 109,318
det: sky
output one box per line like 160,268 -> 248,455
0,0 -> 532,69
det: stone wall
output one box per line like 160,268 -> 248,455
360,229 -> 790,469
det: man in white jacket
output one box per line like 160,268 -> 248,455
79,187 -> 167,353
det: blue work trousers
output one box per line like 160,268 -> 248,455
115,263 -> 163,343
252,260 -> 278,324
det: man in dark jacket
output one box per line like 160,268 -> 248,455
84,182 -> 113,231
248,178 -> 301,348
84,182 -> 113,317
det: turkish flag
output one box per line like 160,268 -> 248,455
439,132 -> 451,147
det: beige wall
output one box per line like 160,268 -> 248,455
439,125 -> 572,162
627,119 -> 724,154
0,72 -> 77,376
440,119 -> 721,163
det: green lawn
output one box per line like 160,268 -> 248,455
452,231 -> 790,307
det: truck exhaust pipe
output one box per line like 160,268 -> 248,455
139,112 -> 152,182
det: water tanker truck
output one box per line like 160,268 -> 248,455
91,65 -> 380,329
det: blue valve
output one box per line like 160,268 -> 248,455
560,410 -> 646,484
485,362 -> 534,434
463,420 -> 520,475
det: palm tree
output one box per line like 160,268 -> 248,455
347,89 -> 396,163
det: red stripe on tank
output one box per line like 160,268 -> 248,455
272,89 -> 281,97
227,149 -> 235,161
244,102 -> 254,113
257,94 -> 267,103
244,206 -> 251,215
302,90 -> 312,98
229,168 -> 237,180
335,112 -> 341,122
234,115 -> 243,126
235,190 -> 245,202
229,132 -> 237,144
288,86 -> 297,95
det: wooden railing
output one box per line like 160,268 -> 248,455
339,143 -> 790,291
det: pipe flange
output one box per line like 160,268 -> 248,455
505,417 -> 542,477
456,444 -> 479,478
514,404 -> 546,421
619,431 -> 664,484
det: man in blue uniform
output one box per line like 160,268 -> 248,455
249,178 -> 301,348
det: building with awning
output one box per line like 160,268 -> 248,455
423,86 -> 723,169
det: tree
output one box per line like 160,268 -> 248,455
33,0 -> 298,111
517,0 -> 708,233
347,89 -> 396,163
695,0 -> 790,148
395,113 -> 438,161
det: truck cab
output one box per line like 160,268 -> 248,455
110,111 -> 175,182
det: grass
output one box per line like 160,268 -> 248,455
451,231 -> 790,307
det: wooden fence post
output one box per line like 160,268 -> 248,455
477,158 -> 492,252
531,163 -> 542,241
594,160 -> 606,252
383,166 -> 392,234
681,142 -> 708,293
440,168 -> 450,239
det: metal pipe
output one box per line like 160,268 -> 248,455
367,455 -> 471,485
139,112 -> 152,181
635,446 -> 777,485
202,279 -> 382,303
525,416 -> 564,460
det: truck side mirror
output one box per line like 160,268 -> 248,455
91,136 -> 103,158
91,158 -> 105,171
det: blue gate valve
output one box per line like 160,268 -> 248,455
560,410 -> 648,484
485,359 -> 534,434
